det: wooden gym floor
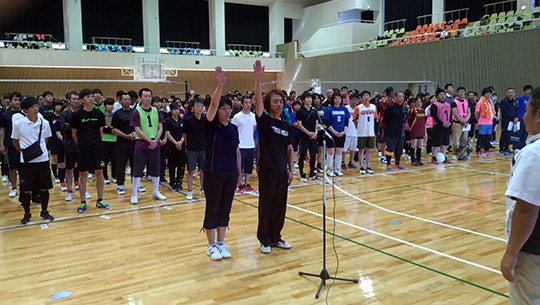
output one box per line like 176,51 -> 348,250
0,152 -> 512,304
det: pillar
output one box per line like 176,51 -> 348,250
432,0 -> 444,24
269,0 -> 285,56
142,0 -> 161,54
62,0 -> 83,51
209,0 -> 226,56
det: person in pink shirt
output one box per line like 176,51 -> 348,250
475,87 -> 498,157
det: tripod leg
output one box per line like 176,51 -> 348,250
315,278 -> 325,299
329,276 -> 359,283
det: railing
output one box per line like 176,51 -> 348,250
384,19 -> 406,31
417,8 -> 469,25
484,0 -> 517,15
91,36 -> 133,46
303,19 -> 376,43
165,40 -> 200,49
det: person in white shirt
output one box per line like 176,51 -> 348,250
353,90 -> 377,174
343,93 -> 359,170
231,95 -> 257,192
11,95 -> 54,225
501,87 -> 540,304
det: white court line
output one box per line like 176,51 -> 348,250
325,176 -> 506,242
287,203 -> 502,275
449,166 -> 510,176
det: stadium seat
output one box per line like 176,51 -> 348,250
534,6 -> 540,17
422,24 -> 428,30
45,41 -> 53,49
489,18 -> 497,25
383,30 -> 389,37
498,11 -> 506,18
497,17 -> 506,24
415,25 -> 421,31
126,45 -> 133,52
490,13 -> 498,20
398,28 -> 405,34
460,18 -> 468,25
505,16 -> 513,23
507,10 -> 514,17
454,19 -> 460,25
523,12 -> 532,21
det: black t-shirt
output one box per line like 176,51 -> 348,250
468,101 -> 477,124
1,109 -> 21,145
183,114 -> 205,151
383,103 -> 407,138
256,112 -> 293,172
202,118 -> 239,175
56,109 -> 78,153
39,104 -> 54,116
295,106 -> 318,138
165,116 -> 184,150
46,112 -> 61,145
71,108 -> 105,151
112,108 -> 135,150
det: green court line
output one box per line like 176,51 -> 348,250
233,197 -> 509,299
408,185 -> 506,206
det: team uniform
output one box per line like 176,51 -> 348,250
430,101 -> 452,147
165,115 -> 186,189
323,105 -> 350,148
344,105 -> 358,152
102,112 -> 117,182
353,103 -> 377,149
451,98 -> 470,154
111,107 -> 135,194
231,111 -> 257,181
377,97 -> 394,143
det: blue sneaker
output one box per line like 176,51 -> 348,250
137,185 -> 146,192
96,199 -> 110,210
396,164 -> 408,170
387,165 -> 395,171
77,202 -> 87,213
117,185 -> 125,195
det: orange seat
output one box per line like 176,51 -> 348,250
434,23 -> 440,28
422,24 -> 428,30
454,19 -> 460,25
461,18 -> 468,24
407,31 -> 413,37
420,29 -> 426,34
445,25 -> 452,30
452,23 -> 459,30
416,25 -> 422,31
428,23 -> 434,28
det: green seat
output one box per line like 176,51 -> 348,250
490,13 -> 498,20
383,30 -> 389,37
498,11 -> 506,18
534,6 -> 540,14
391,34 -> 397,39
398,28 -> 405,34
489,18 -> 497,25
507,10 -> 514,17
497,17 -> 505,24
505,16 -> 514,23
389,29 -> 394,36
523,13 -> 532,21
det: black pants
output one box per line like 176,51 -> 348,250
476,134 -> 491,152
102,141 -> 116,180
257,167 -> 289,246
385,136 -> 404,165
168,147 -> 186,184
499,122 -> 510,151
116,148 -> 134,186
1,155 -> 7,176
202,171 -> 236,229
426,128 -> 434,154
298,137 -> 317,177
160,145 -> 168,181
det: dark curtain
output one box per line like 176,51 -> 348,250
159,0 -> 209,49
445,0 -> 513,22
0,0 -> 64,41
225,3 -> 269,51
82,0 -> 143,45
285,18 -> 292,43
384,0 -> 431,31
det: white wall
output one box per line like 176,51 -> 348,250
299,22 -> 378,56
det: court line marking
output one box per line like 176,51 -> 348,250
325,176 -> 506,242
448,166 -> 510,176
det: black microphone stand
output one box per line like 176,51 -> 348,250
299,109 -> 358,299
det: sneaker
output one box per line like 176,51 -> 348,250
366,167 -> 374,174
359,167 -> 366,174
341,163 -> 347,170
309,175 -> 322,181
412,160 -> 420,166
20,213 -> 32,225
130,194 -> 138,205
387,164 -> 395,171
335,170 -> 344,176
451,155 -> 458,161
244,184 -> 255,192
117,185 -> 125,195
443,158 -> 452,164
40,211 -> 54,221
200,189 -> 205,195
54,177 -> 60,183
176,183 -> 183,190
217,243 -> 231,259
104,179 -> 110,185
431,157 -> 438,163
85,191 -> 92,199
260,244 -> 271,254
492,141 -> 499,145
77,202 -> 87,213
74,181 -> 79,190
9,188 -> 18,197
207,244 -> 223,261
418,161 -> 424,166
380,157 -> 387,163
272,240 -> 292,249
327,170 -> 335,177
152,192 -> 166,201
110,177 -> 117,183
237,185 -> 245,193
32,200 -> 41,206
65,191 -> 74,201
317,165 -> 324,173
348,162 -> 356,169
96,199 -> 110,210
293,162 -> 299,168
186,190 -> 194,200
1,175 -> 7,182
377,150 -> 382,157
396,164 -> 407,170
125,166 -> 131,175
87,173 -> 94,179
300,175 -> 308,183
137,185 -> 146,192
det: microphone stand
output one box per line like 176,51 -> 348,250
299,109 -> 358,299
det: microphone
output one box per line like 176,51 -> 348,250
317,124 -> 333,139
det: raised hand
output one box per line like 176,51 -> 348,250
253,60 -> 265,79
214,66 -> 227,85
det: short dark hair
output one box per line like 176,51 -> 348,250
116,90 -> 124,98
42,90 -> 53,97
169,103 -> 181,111
384,86 -> 394,95
92,88 -> 102,95
240,95 -> 251,103
291,101 -> 301,109
524,85 -> 533,92
481,87 -> 492,96
290,90 -> 296,95
53,98 -> 64,108
349,93 -> 360,99
444,84 -> 454,90
20,95 -> 38,110
299,91 -> 313,101
456,86 -> 466,92
436,88 -> 445,96
128,90 -> 138,99
191,97 -> 204,107
9,92 -> 21,101
360,90 -> 371,98
341,86 -> 348,90
507,87 -> 515,91
3,93 -> 9,99
138,88 -> 152,98
467,91 -> 477,97
79,89 -> 92,100
262,89 -> 286,113
68,91 -> 79,99
219,96 -> 233,109
330,92 -> 342,106
104,97 -> 115,106
528,87 -> 540,116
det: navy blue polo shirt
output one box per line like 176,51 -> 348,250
203,117 -> 239,176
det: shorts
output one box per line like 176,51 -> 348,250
56,142 -> 65,163
317,132 -> 324,146
432,125 -> 451,147
133,148 -> 161,177
344,136 -> 358,152
186,150 -> 206,171
5,144 -> 19,170
357,137 -> 375,149
478,124 -> 493,135
405,130 -> 411,141
78,149 -> 105,172
377,126 -> 387,143
19,161 -> 53,192
385,136 -> 405,153
65,151 -> 77,169
240,148 -> 255,174
49,138 -> 60,155
327,135 -> 345,148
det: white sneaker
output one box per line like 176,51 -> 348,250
186,190 -> 194,200
85,191 -> 92,199
152,192 -> 166,200
65,192 -> 74,201
293,162 -> 299,168
380,157 -> 386,163
125,166 -> 131,175
378,151 -> 382,157
54,177 -> 60,183
272,240 -> 292,249
1,175 -> 7,182
451,155 -> 458,161
137,185 -> 146,192
300,176 -> 308,183
110,177 -> 117,183
60,184 -> 67,192
335,170 -> 344,176
207,245 -> 223,261
130,194 -> 138,205
217,243 -> 231,259
8,188 -> 17,197
327,170 -> 335,177
260,244 -> 271,254
117,185 -> 125,195
200,189 -> 205,195
74,182 -> 79,190
359,167 -> 366,174
87,173 -> 94,179
104,179 -> 110,185
366,167 -> 374,174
